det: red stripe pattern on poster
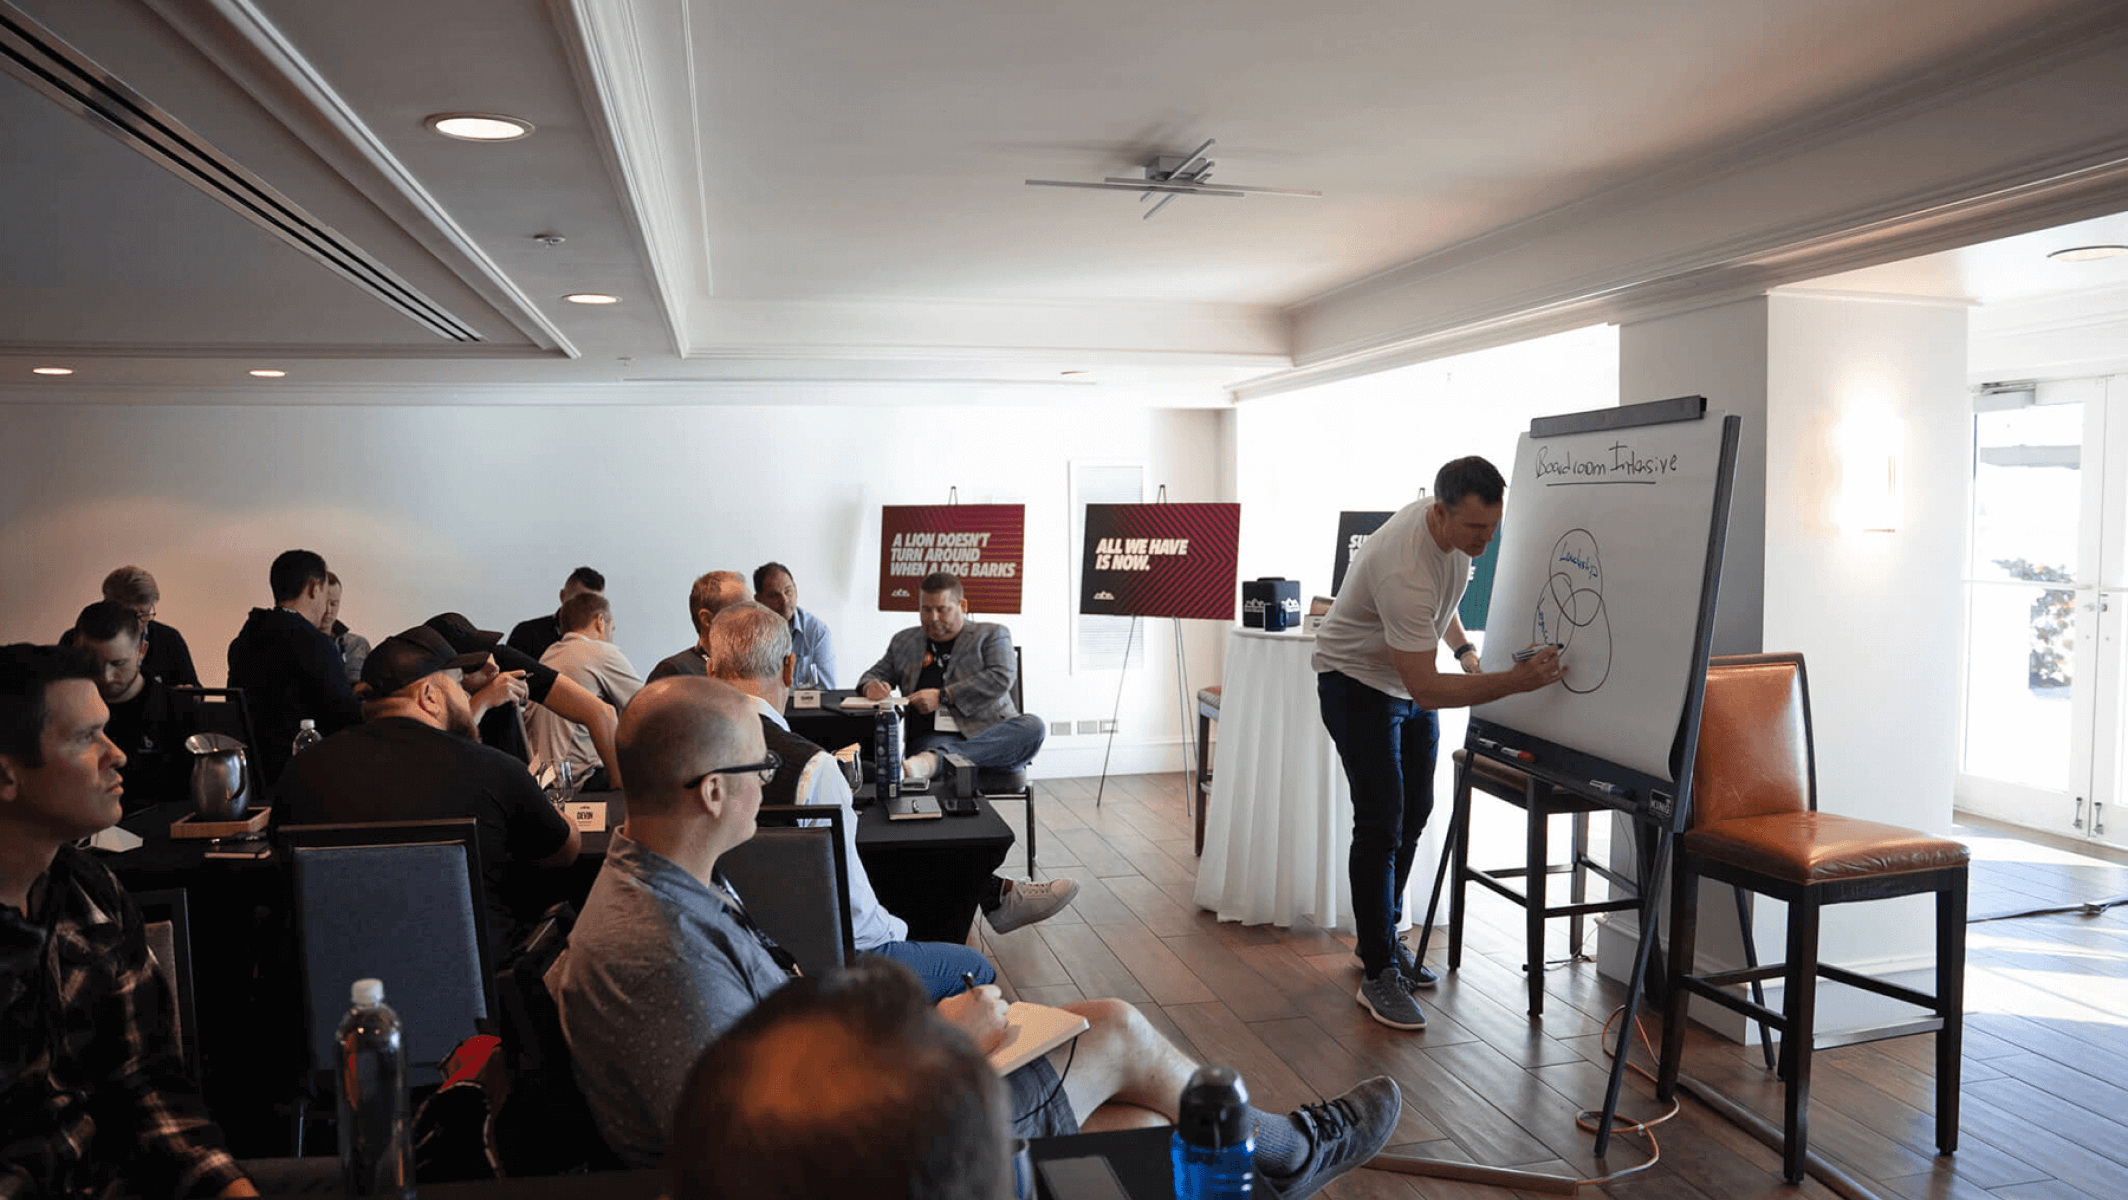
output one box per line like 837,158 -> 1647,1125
879,505 -> 1026,612
1079,503 -> 1240,620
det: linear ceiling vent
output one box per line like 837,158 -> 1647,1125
0,2 -> 480,342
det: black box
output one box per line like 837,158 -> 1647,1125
1241,577 -> 1302,630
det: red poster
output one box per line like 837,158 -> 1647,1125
878,505 -> 1026,612
1079,503 -> 1240,620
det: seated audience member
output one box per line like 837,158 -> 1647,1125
507,566 -> 605,661
424,612 -> 625,789
71,601 -> 202,811
710,604 -> 1068,991
59,566 -> 202,687
0,644 -> 257,1197
647,571 -> 749,683
549,676 -> 1399,1196
668,959 -> 1010,1200
318,571 -> 371,686
752,561 -> 836,688
528,592 -> 643,786
858,570 -> 1046,785
226,549 -> 361,787
275,626 -> 581,959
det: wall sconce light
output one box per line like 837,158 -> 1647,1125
1835,412 -> 1902,532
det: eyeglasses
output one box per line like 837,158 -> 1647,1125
686,751 -> 782,790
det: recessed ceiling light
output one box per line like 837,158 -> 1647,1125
564,293 -> 621,305
249,369 -> 287,378
425,113 -> 534,142
32,366 -> 72,376
2047,244 -> 2128,262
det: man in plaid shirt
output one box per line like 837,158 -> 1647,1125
0,643 -> 255,1198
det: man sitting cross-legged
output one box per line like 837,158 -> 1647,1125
709,602 -> 1072,997
547,675 -> 1401,1198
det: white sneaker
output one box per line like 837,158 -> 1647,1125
985,877 -> 1079,933
902,750 -> 940,782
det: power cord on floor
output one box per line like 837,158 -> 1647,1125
1968,892 -> 2128,923
1566,1008 -> 1682,1187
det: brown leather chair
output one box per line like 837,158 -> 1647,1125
1445,749 -> 1640,1015
1655,652 -> 1968,1182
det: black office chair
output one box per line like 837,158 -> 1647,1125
975,645 -> 1041,870
490,903 -> 623,1176
166,686 -> 260,763
280,818 -> 495,1153
135,888 -> 200,1078
722,804 -> 857,975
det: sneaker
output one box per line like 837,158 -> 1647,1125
902,751 -> 940,782
984,877 -> 1079,934
1263,1076 -> 1404,1200
1354,935 -> 1439,990
1356,970 -> 1428,1030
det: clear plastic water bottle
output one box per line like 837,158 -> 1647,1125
291,718 -> 322,758
336,978 -> 413,1197
1172,1064 -> 1254,1198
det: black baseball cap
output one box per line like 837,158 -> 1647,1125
362,626 -> 491,696
424,612 -> 503,655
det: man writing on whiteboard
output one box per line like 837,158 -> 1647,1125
1314,456 -> 1566,1031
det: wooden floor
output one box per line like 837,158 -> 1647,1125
977,775 -> 2128,1200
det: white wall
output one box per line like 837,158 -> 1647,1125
0,397 -> 1228,778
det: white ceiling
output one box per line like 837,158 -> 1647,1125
3,0 -> 2127,401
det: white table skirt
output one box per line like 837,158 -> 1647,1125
1193,628 -> 1442,931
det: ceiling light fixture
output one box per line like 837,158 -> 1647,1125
1027,138 -> 1321,220
32,366 -> 73,376
249,369 -> 286,378
564,293 -> 620,305
425,113 -> 534,142
2047,244 -> 2128,262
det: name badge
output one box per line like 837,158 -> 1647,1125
934,711 -> 960,733
566,802 -> 608,832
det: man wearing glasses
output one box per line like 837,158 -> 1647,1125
552,676 -> 1403,1195
275,625 -> 581,959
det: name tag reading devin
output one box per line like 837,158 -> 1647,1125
792,688 -> 822,710
566,802 -> 608,832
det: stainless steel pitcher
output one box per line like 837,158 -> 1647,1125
185,732 -> 251,820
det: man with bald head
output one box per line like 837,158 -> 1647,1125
276,626 -> 580,958
648,571 -> 750,683
550,676 -> 1402,1197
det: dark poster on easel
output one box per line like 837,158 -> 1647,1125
1330,511 -> 1392,597
1079,503 -> 1240,620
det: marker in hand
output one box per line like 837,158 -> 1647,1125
1513,643 -> 1564,662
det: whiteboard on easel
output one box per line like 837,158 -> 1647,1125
1473,411 -> 1731,781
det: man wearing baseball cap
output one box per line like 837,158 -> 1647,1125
424,611 -> 625,788
276,625 -> 581,958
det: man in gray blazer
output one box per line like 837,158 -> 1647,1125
857,571 -> 1047,781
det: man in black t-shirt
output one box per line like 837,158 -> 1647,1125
277,625 -> 581,958
424,612 -> 626,789
55,565 -> 203,689
71,601 -> 202,812
506,566 -> 605,661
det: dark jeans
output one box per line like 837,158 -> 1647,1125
1316,669 -> 1439,977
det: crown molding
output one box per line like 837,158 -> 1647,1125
0,377 -> 1233,408
140,0 -> 581,357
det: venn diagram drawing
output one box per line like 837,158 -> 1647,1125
1532,528 -> 1612,694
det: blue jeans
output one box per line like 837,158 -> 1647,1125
908,712 -> 1047,772
1316,670 -> 1439,977
865,939 -> 996,1001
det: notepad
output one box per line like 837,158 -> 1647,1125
839,694 -> 908,711
988,1002 -> 1091,1076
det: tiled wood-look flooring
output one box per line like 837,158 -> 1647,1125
978,776 -> 2128,1199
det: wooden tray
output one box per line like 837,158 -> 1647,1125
169,808 -> 270,839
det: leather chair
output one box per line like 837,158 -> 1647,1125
1193,685 -> 1220,855
1445,749 -> 1640,1016
1655,652 -> 1969,1182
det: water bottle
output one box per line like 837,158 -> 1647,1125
1172,1065 -> 1254,1198
335,978 -> 413,1197
291,718 -> 322,758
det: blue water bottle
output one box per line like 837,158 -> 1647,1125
1172,1064 -> 1253,1198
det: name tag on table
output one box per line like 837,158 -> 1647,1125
792,688 -> 822,709
934,711 -> 960,733
564,801 -> 608,832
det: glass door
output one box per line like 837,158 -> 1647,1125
1957,377 -> 2128,850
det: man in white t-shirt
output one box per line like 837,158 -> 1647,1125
1312,456 -> 1565,1031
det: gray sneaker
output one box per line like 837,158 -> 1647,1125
1262,1076 -> 1404,1199
1354,935 -> 1439,990
985,877 -> 1079,934
1356,969 -> 1428,1030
